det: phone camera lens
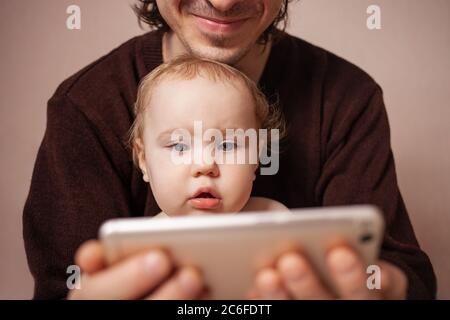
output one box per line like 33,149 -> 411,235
360,233 -> 373,243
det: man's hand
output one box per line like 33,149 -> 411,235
248,246 -> 408,300
68,240 -> 206,300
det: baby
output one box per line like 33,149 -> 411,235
129,56 -> 288,217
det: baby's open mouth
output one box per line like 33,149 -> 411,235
194,192 -> 216,199
189,188 -> 221,209
191,188 -> 221,200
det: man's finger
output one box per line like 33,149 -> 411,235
379,260 -> 408,299
69,250 -> 172,300
253,268 -> 290,299
146,266 -> 204,300
75,240 -> 105,274
277,252 -> 334,300
326,246 -> 380,300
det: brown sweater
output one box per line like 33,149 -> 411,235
23,30 -> 436,299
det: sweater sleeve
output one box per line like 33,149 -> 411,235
23,94 -> 132,299
316,85 -> 437,299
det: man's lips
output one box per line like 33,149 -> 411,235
194,14 -> 248,24
191,14 -> 249,34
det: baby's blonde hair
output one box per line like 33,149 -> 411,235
128,55 -> 285,167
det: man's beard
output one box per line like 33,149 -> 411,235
179,0 -> 263,65
179,31 -> 254,66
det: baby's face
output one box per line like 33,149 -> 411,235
138,76 -> 260,216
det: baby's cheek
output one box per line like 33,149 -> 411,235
220,165 -> 255,211
149,166 -> 187,211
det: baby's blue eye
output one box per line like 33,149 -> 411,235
171,143 -> 189,152
218,141 -> 236,152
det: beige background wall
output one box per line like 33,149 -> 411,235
0,0 -> 448,299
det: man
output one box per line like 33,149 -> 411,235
23,0 -> 436,299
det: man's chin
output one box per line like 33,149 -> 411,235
181,33 -> 252,65
188,45 -> 251,66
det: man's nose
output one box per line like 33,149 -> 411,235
208,0 -> 242,13
190,159 -> 220,177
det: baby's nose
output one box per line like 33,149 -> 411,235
190,159 -> 219,177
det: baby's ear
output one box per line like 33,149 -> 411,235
134,138 -> 150,183
252,163 -> 258,181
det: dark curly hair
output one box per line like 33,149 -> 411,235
133,0 -> 293,44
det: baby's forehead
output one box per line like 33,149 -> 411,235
143,77 -> 260,131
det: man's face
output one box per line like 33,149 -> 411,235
138,76 -> 260,216
156,0 -> 284,64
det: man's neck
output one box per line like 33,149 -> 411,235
162,32 -> 272,83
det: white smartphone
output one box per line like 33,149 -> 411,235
99,205 -> 384,299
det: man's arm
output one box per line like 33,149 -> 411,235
23,94 -> 132,299
250,83 -> 436,300
316,85 -> 437,299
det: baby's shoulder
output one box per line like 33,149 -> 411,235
242,197 -> 290,212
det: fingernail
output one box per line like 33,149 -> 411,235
178,269 -> 202,294
280,255 -> 307,282
143,251 -> 164,274
328,248 -> 359,274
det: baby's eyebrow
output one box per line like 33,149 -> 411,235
156,127 -> 251,143
156,128 -> 192,142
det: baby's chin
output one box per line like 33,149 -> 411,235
190,210 -> 240,216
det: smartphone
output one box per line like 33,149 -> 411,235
99,205 -> 384,299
